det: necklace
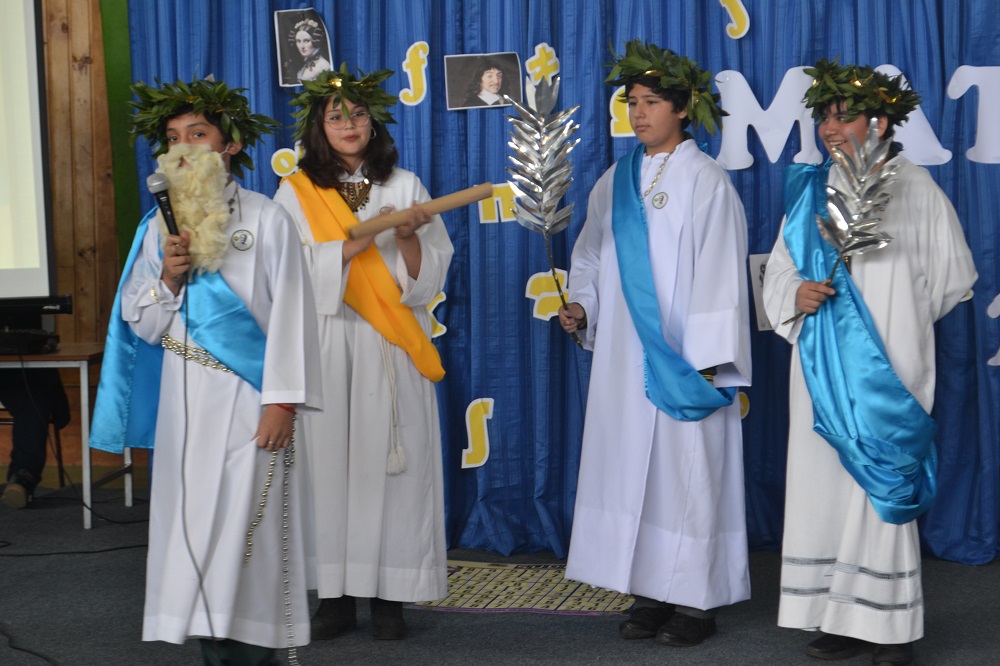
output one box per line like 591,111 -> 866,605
643,153 -> 671,198
228,184 -> 239,214
337,178 -> 372,212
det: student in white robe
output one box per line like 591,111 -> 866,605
763,59 -> 977,666
559,40 -> 752,648
274,65 -> 452,641
91,78 -> 322,665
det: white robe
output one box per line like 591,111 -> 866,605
763,156 -> 977,643
274,167 -> 452,602
122,183 -> 323,648
565,140 -> 753,611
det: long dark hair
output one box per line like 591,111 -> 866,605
463,57 -> 510,100
297,97 -> 398,189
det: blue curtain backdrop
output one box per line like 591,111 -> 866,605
125,0 -> 999,564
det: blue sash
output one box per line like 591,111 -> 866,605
91,208 -> 266,453
611,144 -> 736,421
783,163 -> 938,524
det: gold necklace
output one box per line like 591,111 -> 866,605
643,153 -> 671,198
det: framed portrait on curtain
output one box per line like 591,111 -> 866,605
445,52 -> 522,110
274,8 -> 332,87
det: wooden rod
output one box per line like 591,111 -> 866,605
347,182 -> 494,239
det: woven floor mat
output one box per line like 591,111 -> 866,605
411,560 -> 632,615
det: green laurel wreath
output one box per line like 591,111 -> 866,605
290,64 -> 398,141
130,77 -> 279,179
802,57 -> 922,125
605,39 -> 727,135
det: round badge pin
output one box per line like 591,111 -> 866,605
652,193 -> 668,209
231,230 -> 254,251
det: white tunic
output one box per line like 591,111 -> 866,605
274,168 -> 452,602
565,140 -> 753,610
122,184 -> 323,647
763,157 -> 977,643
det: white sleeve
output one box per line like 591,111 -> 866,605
568,170 -> 613,350
120,221 -> 184,344
274,180 -> 350,316
762,216 -> 806,344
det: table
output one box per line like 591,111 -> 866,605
0,343 -> 130,528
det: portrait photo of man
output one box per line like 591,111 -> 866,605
445,52 -> 522,110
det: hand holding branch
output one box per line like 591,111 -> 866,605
559,303 -> 587,334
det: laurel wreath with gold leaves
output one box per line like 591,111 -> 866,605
129,77 -> 279,179
802,57 -> 922,126
605,39 -> 727,135
290,64 -> 398,140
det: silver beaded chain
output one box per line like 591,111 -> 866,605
243,417 -> 299,664
244,452 -> 277,565
282,430 -> 298,665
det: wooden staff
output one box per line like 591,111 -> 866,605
347,183 -> 494,239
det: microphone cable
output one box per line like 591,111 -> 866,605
173,260 -> 219,644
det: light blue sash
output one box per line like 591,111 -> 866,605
91,208 -> 266,453
783,163 -> 938,524
611,144 -> 735,421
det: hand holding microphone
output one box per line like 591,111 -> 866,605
147,173 -> 190,294
147,173 -> 178,235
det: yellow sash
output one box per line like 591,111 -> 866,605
284,171 -> 445,382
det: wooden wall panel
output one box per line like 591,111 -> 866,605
33,0 -> 121,467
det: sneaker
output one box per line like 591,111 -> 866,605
1,481 -> 28,509
618,605 -> 674,639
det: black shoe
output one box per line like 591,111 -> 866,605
310,596 -> 357,640
873,643 -> 913,665
1,481 -> 28,509
618,605 -> 675,639
370,598 -> 406,640
805,633 -> 869,660
654,612 -> 717,647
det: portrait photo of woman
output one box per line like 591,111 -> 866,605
275,9 -> 333,87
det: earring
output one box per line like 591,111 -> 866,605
371,127 -> 377,139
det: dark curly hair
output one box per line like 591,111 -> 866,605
463,57 -> 511,101
297,96 -> 398,189
625,75 -> 692,131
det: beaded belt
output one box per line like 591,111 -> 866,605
160,335 -> 234,374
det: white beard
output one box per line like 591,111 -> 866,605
155,143 -> 231,274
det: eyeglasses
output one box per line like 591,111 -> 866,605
324,109 -> 371,130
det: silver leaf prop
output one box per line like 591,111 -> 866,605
504,75 -> 583,345
821,117 -> 895,267
782,118 -> 896,325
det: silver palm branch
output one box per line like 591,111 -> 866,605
504,76 -> 582,344
783,118 -> 896,325
821,117 -> 895,275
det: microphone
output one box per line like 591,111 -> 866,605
146,173 -> 179,236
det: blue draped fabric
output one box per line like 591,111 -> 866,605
91,209 -> 164,454
91,207 -> 268,454
124,0 -> 999,564
782,164 -> 939,525
612,144 -> 736,420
